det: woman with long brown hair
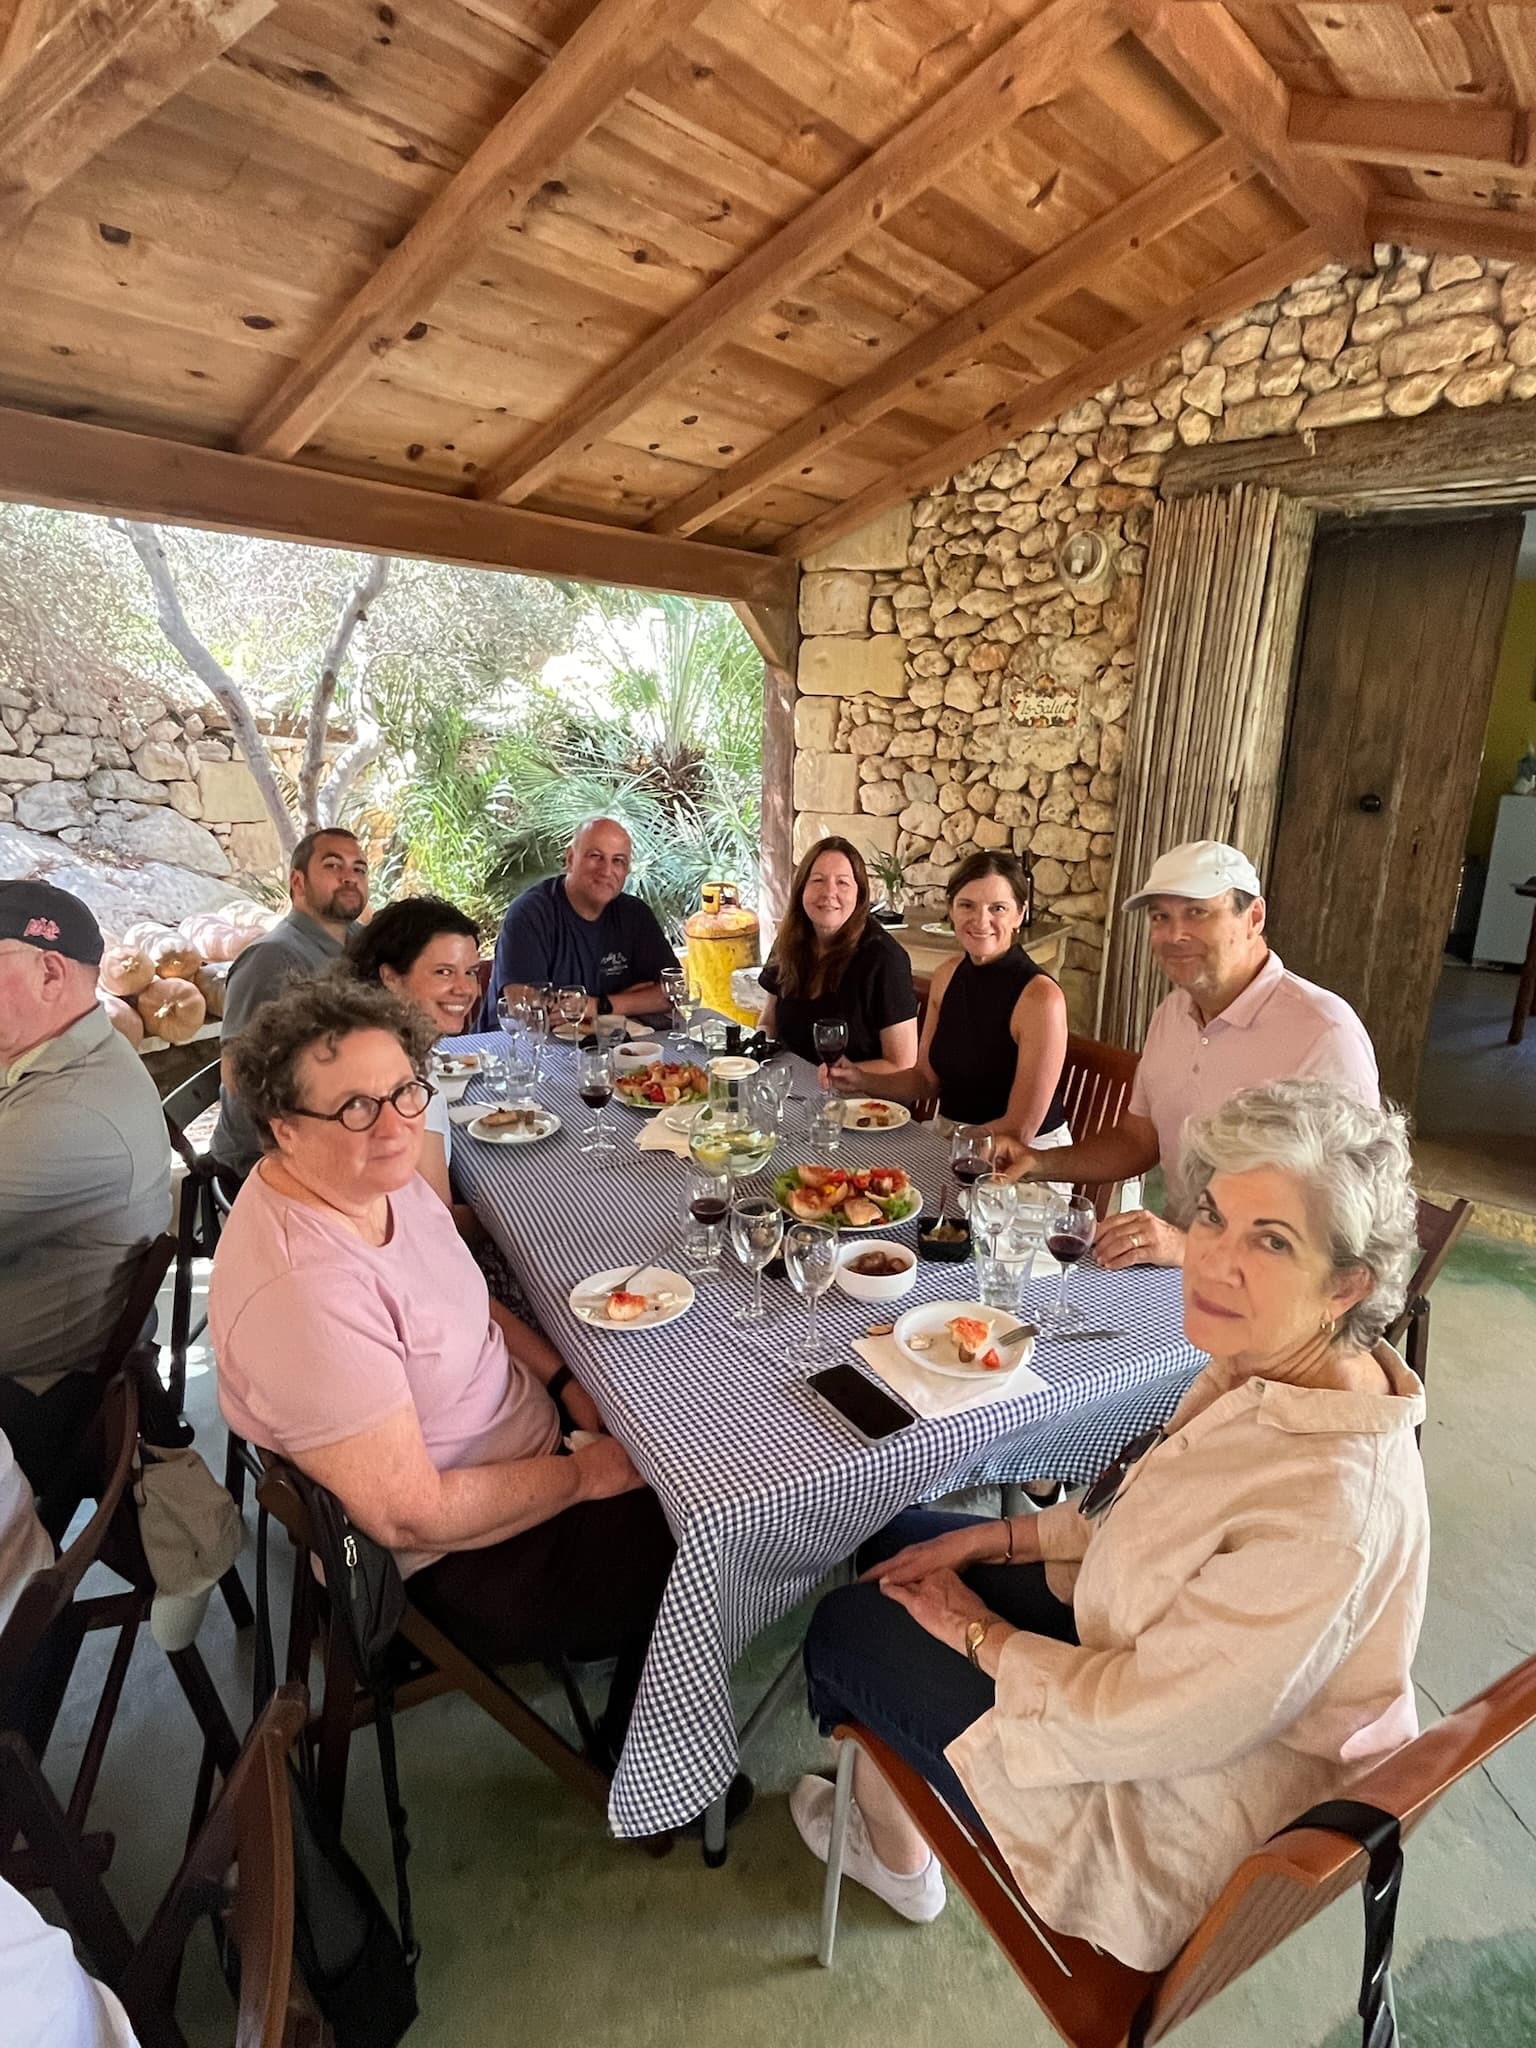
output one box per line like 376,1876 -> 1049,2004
758,837 -> 918,1075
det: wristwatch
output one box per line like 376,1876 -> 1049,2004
964,1618 -> 996,1669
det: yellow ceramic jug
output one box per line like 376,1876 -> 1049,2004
684,882 -> 760,1025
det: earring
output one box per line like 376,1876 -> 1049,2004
1319,1311 -> 1335,1337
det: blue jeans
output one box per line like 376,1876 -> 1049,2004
803,1509 -> 1079,1829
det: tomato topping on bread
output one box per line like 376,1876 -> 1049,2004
946,1315 -> 993,1364
606,1290 -> 648,1323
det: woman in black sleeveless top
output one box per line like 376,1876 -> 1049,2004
829,851 -> 1068,1140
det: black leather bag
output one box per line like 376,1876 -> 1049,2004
253,1487 -> 419,2044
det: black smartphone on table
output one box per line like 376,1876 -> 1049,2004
805,1363 -> 916,1443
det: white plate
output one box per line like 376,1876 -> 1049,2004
892,1299 -> 1034,1378
432,1052 -> 480,1077
567,1266 -> 695,1330
660,1102 -> 703,1135
840,1097 -> 912,1133
614,1066 -> 710,1113
466,1106 -> 561,1145
551,1021 -> 589,1043
920,921 -> 955,937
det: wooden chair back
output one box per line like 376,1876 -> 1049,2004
254,1454 -> 611,1829
1387,1195 -> 1472,1409
836,1645 -> 1536,2045
120,1684 -> 313,2048
1058,1034 -> 1140,1219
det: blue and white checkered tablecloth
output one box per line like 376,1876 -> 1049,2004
444,1032 -> 1202,1837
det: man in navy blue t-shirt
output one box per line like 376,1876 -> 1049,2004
487,817 -> 680,1025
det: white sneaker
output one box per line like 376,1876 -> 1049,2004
790,1773 -> 947,1924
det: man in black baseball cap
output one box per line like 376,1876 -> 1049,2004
0,879 -> 170,1492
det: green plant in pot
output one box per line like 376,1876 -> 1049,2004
868,849 -> 908,925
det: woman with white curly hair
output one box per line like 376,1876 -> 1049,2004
794,1078 -> 1430,1972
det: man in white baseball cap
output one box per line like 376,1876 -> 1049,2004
997,839 -> 1378,1267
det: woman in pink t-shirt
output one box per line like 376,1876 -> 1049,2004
209,969 -> 675,1769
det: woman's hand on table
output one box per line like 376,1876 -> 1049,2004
863,1518 -> 1013,1587
1094,1209 -> 1186,1271
878,1566 -> 1007,1659
573,1434 -> 645,1501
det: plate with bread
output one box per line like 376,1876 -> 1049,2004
891,1300 -> 1035,1378
467,1103 -> 561,1145
567,1265 -> 694,1331
772,1163 -> 920,1230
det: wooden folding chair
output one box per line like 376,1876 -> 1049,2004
255,1457 -> 612,1831
819,1645 -> 1536,2046
1058,1033 -> 1141,1220
0,1375 -> 142,1983
121,1684 -> 318,2048
1388,1195 -> 1473,1427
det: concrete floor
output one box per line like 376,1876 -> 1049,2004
1415,962 -> 1536,1230
39,1235 -> 1536,2048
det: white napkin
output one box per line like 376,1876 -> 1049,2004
447,1101 -> 489,1126
635,1117 -> 692,1158
852,1332 -> 1049,1419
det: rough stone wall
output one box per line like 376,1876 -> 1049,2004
0,668 -> 316,884
792,242 -> 1536,1027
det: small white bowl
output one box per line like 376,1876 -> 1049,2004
430,1054 -> 477,1103
615,1041 -> 664,1071
834,1239 -> 919,1304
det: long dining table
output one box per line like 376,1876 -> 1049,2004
444,1030 -> 1203,1842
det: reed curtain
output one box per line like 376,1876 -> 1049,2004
1097,483 -> 1317,1047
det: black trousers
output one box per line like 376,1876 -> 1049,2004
0,1372 -> 102,1510
408,1486 -> 676,1756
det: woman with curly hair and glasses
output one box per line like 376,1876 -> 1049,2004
794,1079 -> 1428,1971
208,969 -> 674,1769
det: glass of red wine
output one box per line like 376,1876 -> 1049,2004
575,1042 -> 616,1156
812,1016 -> 849,1074
1040,1191 -> 1096,1331
682,1159 -> 730,1279
948,1123 -> 994,1225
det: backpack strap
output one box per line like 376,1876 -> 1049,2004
1273,1799 -> 1403,2048
371,1684 -> 419,1970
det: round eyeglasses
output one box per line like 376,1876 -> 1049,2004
283,1077 -> 436,1133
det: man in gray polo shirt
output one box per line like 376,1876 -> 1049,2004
0,881 -> 171,1488
209,826 -> 370,1183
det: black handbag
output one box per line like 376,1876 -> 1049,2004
253,1487 -> 419,2046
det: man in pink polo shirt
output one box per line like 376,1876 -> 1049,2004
998,841 -> 1378,1267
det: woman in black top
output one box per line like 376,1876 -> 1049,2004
830,851 -> 1069,1140
759,837 -> 918,1073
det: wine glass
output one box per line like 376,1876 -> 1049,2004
759,1061 -> 793,1126
812,1016 -> 849,1071
1040,1192 -> 1096,1331
682,1159 -> 730,1278
971,1170 -> 1019,1309
949,1125 -> 994,1226
730,1194 -> 783,1325
575,1042 -> 615,1155
783,1220 -> 839,1363
556,985 -> 588,1039
526,983 -> 553,1041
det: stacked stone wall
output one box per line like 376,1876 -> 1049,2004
791,243 -> 1536,1025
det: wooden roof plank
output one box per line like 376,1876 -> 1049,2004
1127,0 -> 1371,259
0,405 -> 798,605
649,135 -> 1248,537
470,0 -> 1128,508
780,224 -> 1330,560
237,0 -> 714,461
1289,92 -> 1525,178
1367,197 -> 1536,265
0,0 -> 273,235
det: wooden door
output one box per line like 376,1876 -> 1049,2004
1266,514 -> 1521,1105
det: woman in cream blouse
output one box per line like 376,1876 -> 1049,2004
795,1078 -> 1428,1971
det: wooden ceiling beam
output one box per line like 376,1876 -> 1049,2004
780,226 -> 1330,561
0,408 -> 797,607
1289,94 -> 1526,179
0,0 -> 272,235
238,0 -> 713,462
648,136 -> 1248,540
1126,1 -> 1369,261
1368,199 -> 1536,267
471,0 -> 1128,509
